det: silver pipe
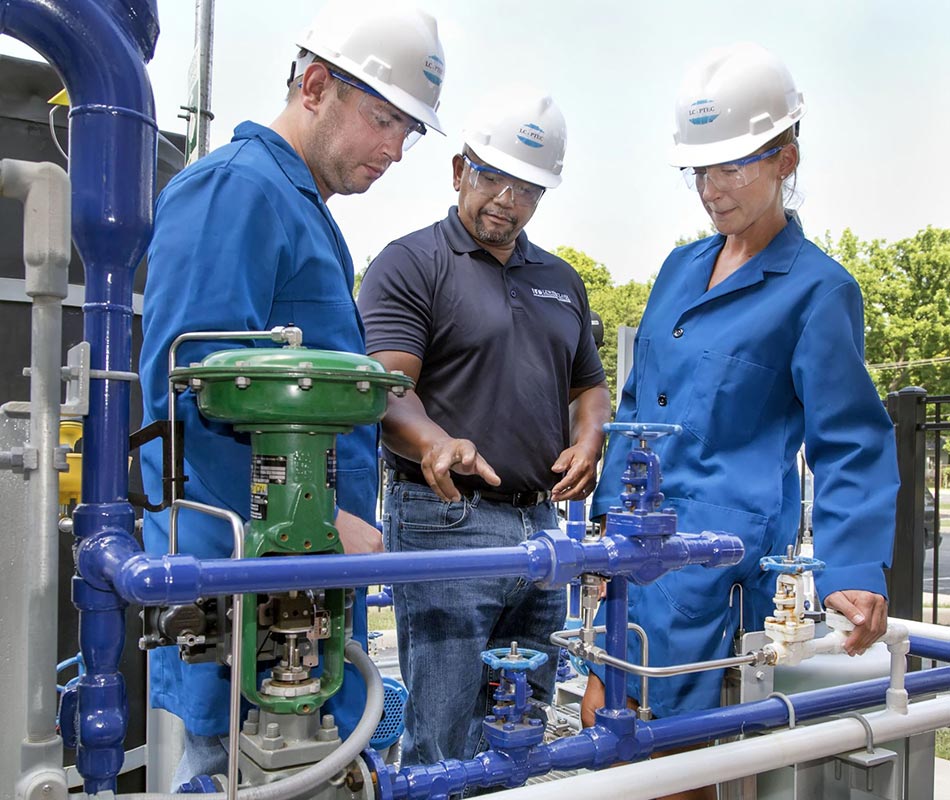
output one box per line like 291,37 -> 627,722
0,160 -> 70,748
165,327 -> 301,553
169,500 -> 244,800
553,625 -> 759,679
194,0 -> 215,158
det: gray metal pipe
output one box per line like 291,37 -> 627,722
0,160 -> 70,748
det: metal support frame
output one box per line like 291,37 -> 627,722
886,387 -> 927,621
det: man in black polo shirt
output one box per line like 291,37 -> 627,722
357,91 -> 611,765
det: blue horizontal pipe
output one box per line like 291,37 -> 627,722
641,661 -> 950,754
381,650 -> 950,799
111,529 -> 744,606
909,634 -> 950,663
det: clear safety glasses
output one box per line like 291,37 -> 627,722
329,69 -> 427,150
463,155 -> 545,208
681,145 -> 783,192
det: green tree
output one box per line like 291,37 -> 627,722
822,227 -> 950,396
555,246 -> 652,405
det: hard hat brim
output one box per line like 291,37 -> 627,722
669,108 -> 805,168
466,141 -> 562,189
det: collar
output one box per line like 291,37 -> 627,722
232,121 -> 322,200
694,212 -> 805,276
442,206 -> 546,266
683,214 -> 806,312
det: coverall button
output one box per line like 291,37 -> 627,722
673,327 -> 684,338
657,393 -> 668,406
510,290 -> 517,298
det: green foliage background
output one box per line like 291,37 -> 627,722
553,246 -> 652,408
821,227 -> 950,397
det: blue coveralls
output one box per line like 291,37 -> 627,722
589,218 -> 898,717
140,122 -> 376,737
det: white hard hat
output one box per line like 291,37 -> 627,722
463,90 -> 567,189
296,0 -> 446,133
669,43 -> 805,167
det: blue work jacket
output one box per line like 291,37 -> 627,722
140,121 -> 376,736
590,218 -> 898,715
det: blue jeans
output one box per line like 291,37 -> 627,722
170,731 -> 228,791
384,479 -> 566,765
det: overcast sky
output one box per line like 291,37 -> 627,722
2,1 -> 949,284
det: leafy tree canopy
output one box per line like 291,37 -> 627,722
821,227 -> 950,396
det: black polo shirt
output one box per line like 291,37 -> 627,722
357,207 -> 605,494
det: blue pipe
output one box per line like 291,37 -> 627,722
366,584 -> 394,608
0,1 -> 157,791
602,575 -> 629,712
909,634 -> 950,662
378,650 -> 950,799
640,661 -> 950,754
111,528 -> 744,606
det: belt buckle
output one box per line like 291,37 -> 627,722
513,490 -> 545,507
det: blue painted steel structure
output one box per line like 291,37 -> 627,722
0,0 -> 157,791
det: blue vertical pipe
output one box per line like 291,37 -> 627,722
602,574 -> 629,711
566,500 -> 586,618
0,1 -> 157,792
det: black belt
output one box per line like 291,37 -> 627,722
392,472 -> 550,508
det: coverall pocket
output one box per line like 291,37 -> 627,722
654,497 -> 768,621
682,350 -> 776,449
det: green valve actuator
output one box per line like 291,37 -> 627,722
172,347 -> 412,715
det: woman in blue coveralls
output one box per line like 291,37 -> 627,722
581,43 -> 898,800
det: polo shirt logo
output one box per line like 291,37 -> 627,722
531,287 -> 572,304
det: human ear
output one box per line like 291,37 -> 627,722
777,143 -> 799,179
452,153 -> 464,192
299,62 -> 333,113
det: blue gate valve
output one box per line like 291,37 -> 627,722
605,423 -> 682,538
480,643 -> 548,753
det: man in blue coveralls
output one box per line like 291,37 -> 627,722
139,2 -> 447,784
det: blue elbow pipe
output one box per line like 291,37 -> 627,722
1,1 -> 157,792
366,584 -> 394,607
112,529 -> 744,606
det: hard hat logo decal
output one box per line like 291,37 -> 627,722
687,99 -> 720,126
517,123 -> 545,149
423,55 -> 444,86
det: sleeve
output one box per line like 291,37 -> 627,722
356,242 -> 433,359
589,330 -> 641,520
791,280 -> 898,600
570,278 -> 607,389
140,166 -> 291,511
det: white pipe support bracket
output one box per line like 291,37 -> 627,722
882,622 -> 910,713
0,160 -> 71,299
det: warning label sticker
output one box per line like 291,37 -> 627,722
250,481 -> 268,520
251,455 -> 287,521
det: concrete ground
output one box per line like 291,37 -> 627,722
937,758 -> 950,800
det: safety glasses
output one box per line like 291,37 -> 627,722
681,145 -> 784,192
328,69 -> 427,150
463,155 -> 545,208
